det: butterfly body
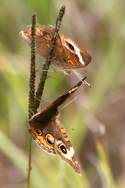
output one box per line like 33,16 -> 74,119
20,25 -> 91,72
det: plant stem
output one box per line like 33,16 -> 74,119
34,6 -> 66,112
27,14 -> 37,188
27,135 -> 32,188
28,14 -> 37,118
27,6 -> 65,187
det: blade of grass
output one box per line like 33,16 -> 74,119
97,142 -> 118,188
0,131 -> 51,188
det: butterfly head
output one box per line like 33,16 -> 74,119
20,26 -> 32,45
20,25 -> 52,48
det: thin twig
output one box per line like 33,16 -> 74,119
34,6 -> 66,112
27,14 -> 37,188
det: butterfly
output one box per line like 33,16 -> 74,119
20,25 -> 91,73
29,77 -> 87,174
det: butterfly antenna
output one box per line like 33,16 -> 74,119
68,76 -> 87,94
72,70 -> 91,87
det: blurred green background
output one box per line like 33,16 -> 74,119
0,0 -> 125,188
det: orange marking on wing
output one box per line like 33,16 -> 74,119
31,128 -> 53,150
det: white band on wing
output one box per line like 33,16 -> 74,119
65,39 -> 85,65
